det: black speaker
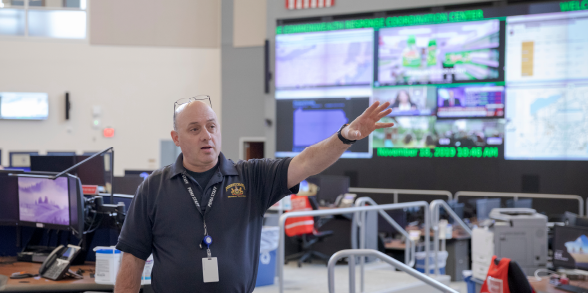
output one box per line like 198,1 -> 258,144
65,92 -> 71,120
264,39 -> 272,94
522,174 -> 539,193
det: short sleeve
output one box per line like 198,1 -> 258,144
248,157 -> 300,213
115,179 -> 153,261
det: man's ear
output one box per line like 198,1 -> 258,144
171,130 -> 180,147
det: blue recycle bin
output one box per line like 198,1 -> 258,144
255,226 -> 279,287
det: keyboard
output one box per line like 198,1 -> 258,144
556,284 -> 588,293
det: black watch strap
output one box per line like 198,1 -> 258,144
337,124 -> 357,145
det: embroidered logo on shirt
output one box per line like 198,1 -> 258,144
226,183 -> 246,198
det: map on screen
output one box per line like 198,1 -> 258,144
275,29 -> 373,89
505,84 -> 588,160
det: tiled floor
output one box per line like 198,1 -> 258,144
254,261 -> 467,293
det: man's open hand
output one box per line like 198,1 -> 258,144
342,101 -> 395,141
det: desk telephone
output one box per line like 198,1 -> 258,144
38,244 -> 82,280
334,193 -> 357,208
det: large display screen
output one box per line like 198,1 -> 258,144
376,20 -> 501,86
18,177 -> 70,226
275,2 -> 588,161
436,85 -> 505,118
0,92 -> 49,120
275,29 -> 373,89
372,86 -> 437,116
276,91 -> 371,158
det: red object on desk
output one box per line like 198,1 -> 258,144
82,185 -> 99,195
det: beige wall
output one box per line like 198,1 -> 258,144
90,0 -> 220,48
0,40 -> 221,175
233,0 -> 267,47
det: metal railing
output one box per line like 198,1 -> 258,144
352,197 -> 420,293
454,191 -> 584,216
278,202 -> 431,293
328,249 -> 459,293
430,200 -> 473,277
349,187 -> 452,203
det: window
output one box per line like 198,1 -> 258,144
0,0 -> 87,39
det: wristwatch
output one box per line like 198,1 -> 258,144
337,124 -> 357,145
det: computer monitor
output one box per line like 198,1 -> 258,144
305,175 -> 350,205
9,152 -> 38,168
506,198 -> 533,209
0,171 -> 20,225
445,200 -> 464,224
564,212 -> 579,226
476,198 -> 501,221
47,152 -> 76,156
574,217 -> 588,228
378,209 -> 407,236
30,155 -> 76,173
553,225 -> 588,270
125,170 -> 154,180
113,176 -> 143,195
75,155 -> 106,186
30,155 -> 107,186
17,175 -> 85,237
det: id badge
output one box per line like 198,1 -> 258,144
202,257 -> 219,283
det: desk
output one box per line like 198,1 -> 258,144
529,277 -> 588,293
0,257 -> 112,292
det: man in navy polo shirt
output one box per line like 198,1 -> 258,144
114,97 -> 394,293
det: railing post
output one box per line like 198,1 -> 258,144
424,202 -> 430,276
279,202 -> 432,293
329,249 -> 459,293
349,254 -> 356,293
360,209 -> 366,292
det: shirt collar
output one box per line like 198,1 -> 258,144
169,152 -> 238,179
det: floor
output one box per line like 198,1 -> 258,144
253,261 -> 467,293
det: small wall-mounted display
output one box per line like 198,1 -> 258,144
0,92 -> 49,120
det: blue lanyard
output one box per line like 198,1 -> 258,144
181,172 -> 221,258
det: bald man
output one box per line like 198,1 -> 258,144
114,98 -> 393,293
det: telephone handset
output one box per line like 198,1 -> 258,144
39,244 -> 81,280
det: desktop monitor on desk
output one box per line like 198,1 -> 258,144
553,225 -> 588,270
125,170 -> 154,180
476,198 -> 501,221
0,171 -> 20,225
30,155 -> 107,186
30,155 -> 76,173
9,152 -> 38,168
305,175 -> 349,206
16,175 -> 85,237
506,198 -> 533,209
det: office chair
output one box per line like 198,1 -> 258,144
285,196 -> 333,267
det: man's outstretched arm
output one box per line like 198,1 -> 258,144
287,101 -> 394,189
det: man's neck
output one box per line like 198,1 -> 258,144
183,156 -> 218,173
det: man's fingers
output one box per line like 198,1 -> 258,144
376,108 -> 393,120
375,122 -> 395,129
365,101 -> 380,116
373,101 -> 390,116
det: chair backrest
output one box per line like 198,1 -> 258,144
307,196 -> 321,224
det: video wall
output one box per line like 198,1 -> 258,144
275,2 -> 588,161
